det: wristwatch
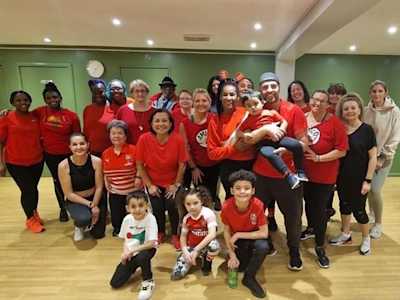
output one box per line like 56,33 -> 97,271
364,178 -> 372,183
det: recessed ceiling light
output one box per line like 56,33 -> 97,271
112,18 -> 122,26
43,37 -> 52,43
349,45 -> 357,52
254,23 -> 262,31
147,39 -> 154,46
250,42 -> 257,49
388,26 -> 398,34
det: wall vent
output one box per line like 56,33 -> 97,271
183,34 -> 211,42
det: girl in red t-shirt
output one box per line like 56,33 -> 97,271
136,109 -> 188,250
0,91 -> 44,233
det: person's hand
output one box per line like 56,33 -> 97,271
227,254 -> 240,269
361,181 -> 371,195
0,109 -> 10,117
133,177 -> 143,190
0,162 -> 6,177
191,167 -> 204,185
182,248 -> 193,264
189,249 -> 199,266
91,206 -> 100,225
148,184 -> 160,197
121,250 -> 131,265
234,138 -> 252,152
376,158 -> 384,171
267,125 -> 285,142
166,184 -> 179,199
242,132 -> 255,144
229,233 -> 240,250
305,149 -> 319,162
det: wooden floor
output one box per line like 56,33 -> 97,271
0,177 -> 399,300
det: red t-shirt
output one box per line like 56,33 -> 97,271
304,115 -> 348,184
34,106 -> 81,155
171,108 -> 189,133
253,100 -> 307,178
83,103 -> 111,154
102,144 -> 137,195
182,113 -> 217,167
240,109 -> 285,131
136,132 -> 188,188
0,111 -> 43,166
221,196 -> 266,234
207,107 -> 255,161
182,207 -> 217,248
116,104 -> 155,145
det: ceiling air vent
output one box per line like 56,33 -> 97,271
183,34 -> 211,42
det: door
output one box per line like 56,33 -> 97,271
120,67 -> 169,96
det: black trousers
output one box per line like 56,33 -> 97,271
44,152 -> 68,210
255,174 -> 303,249
6,161 -> 44,218
235,239 -> 269,277
303,182 -> 334,247
109,193 -> 128,232
149,188 -> 179,235
220,159 -> 254,199
337,180 -> 369,224
110,248 -> 156,287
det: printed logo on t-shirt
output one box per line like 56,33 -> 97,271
308,127 -> 321,145
250,213 -> 257,225
127,227 -> 145,244
196,129 -> 208,148
46,115 -> 68,128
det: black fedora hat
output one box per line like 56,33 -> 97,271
159,76 -> 177,87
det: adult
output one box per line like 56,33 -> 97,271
150,76 -> 178,111
83,79 -> 111,157
0,91 -> 44,233
180,88 -> 221,210
250,72 -> 307,270
172,90 -> 193,132
102,120 -> 140,236
302,90 -> 348,268
58,133 -> 106,241
365,80 -> 400,239
136,109 -> 187,250
206,75 -> 221,113
106,79 -> 132,114
207,78 -> 256,199
34,82 -> 81,222
330,93 -> 377,255
116,79 -> 155,145
287,80 -> 311,113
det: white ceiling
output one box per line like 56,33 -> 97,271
0,0 -> 399,55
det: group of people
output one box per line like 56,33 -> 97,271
1,69 -> 399,299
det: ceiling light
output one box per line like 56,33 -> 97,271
388,26 -> 398,34
43,37 -> 52,43
254,23 -> 262,31
112,18 -> 122,26
147,39 -> 154,46
250,42 -> 257,49
349,45 -> 357,52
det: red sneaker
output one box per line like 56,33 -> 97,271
158,232 -> 165,244
33,210 -> 44,225
171,235 -> 181,250
26,216 -> 45,233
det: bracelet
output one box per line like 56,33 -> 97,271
134,176 -> 142,180
316,155 -> 320,162
364,179 -> 372,183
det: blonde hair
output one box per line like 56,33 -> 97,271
129,79 -> 150,94
369,80 -> 388,93
192,88 -> 211,103
336,92 -> 365,121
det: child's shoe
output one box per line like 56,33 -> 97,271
26,216 -> 45,233
286,173 -> 300,190
138,279 -> 155,300
297,170 -> 309,182
171,235 -> 181,250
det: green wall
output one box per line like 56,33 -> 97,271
296,54 -> 400,175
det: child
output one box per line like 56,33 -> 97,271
171,187 -> 220,280
221,170 -> 269,299
239,91 -> 307,189
110,190 -> 158,300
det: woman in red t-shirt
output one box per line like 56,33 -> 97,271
302,90 -> 348,269
0,91 -> 45,233
287,80 -> 311,113
172,89 -> 193,132
106,79 -> 134,114
136,109 -> 188,250
116,79 -> 155,145
34,82 -> 81,222
180,88 -> 221,209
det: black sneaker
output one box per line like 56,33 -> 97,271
201,259 -> 212,276
267,216 -> 278,232
266,240 -> 277,256
300,227 -> 315,240
242,275 -> 266,298
315,246 -> 330,268
286,173 -> 301,190
112,228 -> 120,237
59,208 -> 69,222
297,170 -> 309,182
288,247 -> 303,271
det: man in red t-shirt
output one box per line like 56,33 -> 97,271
248,72 -> 307,272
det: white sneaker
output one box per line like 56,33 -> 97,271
329,232 -> 352,245
138,279 -> 155,300
73,226 -> 84,242
360,237 -> 371,255
370,224 -> 382,239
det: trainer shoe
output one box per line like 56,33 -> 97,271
242,275 -> 266,298
297,170 -> 309,182
157,232 -> 165,244
370,224 -> 382,239
288,247 -> 303,271
171,235 -> 181,251
59,208 -> 69,222
33,210 -> 44,225
286,173 -> 301,190
26,216 -> 45,233
359,237 -> 371,255
329,232 -> 352,245
315,246 -> 330,269
138,279 -> 155,300
267,216 -> 278,232
73,226 -> 85,242
300,227 -> 315,240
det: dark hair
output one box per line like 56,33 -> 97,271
238,77 -> 254,89
228,170 -> 256,188
241,90 -> 262,104
126,190 -> 148,205
327,83 -> 347,96
312,89 -> 330,100
69,132 -> 88,143
9,90 -> 32,105
149,108 -> 175,134
176,186 -> 212,220
42,82 -> 62,100
88,79 -> 106,90
107,119 -> 129,136
287,80 -> 310,104
207,75 -> 221,109
216,78 -> 239,115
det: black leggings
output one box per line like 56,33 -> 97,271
303,182 -> 334,247
44,152 -> 68,210
109,193 -> 128,232
110,248 -> 156,287
337,181 -> 369,224
149,187 -> 179,235
6,161 -> 44,218
220,159 -> 254,199
235,239 -> 269,277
